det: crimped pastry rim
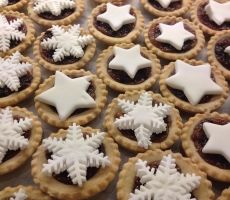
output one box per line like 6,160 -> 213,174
0,0 -> 29,11
96,43 -> 161,92
217,188 -> 230,200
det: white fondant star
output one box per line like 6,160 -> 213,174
155,0 -> 180,8
224,46 -> 230,56
202,122 -> 230,163
96,3 -> 136,31
156,22 -> 195,50
109,45 -> 151,79
36,71 -> 96,120
205,0 -> 230,26
166,60 -> 223,105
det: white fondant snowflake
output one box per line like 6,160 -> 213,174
42,123 -> 110,186
10,188 -> 27,200
33,0 -> 76,16
0,107 -> 32,163
41,25 -> 94,62
115,92 -> 171,149
0,51 -> 32,91
129,154 -> 201,200
0,0 -> 8,7
0,15 -> 26,52
224,46 -> 230,56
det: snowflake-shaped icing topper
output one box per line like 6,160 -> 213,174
0,107 -> 32,163
115,92 -> 171,149
0,14 -> 26,52
41,24 -> 94,62
130,154 -> 201,200
0,51 -> 32,92
10,188 -> 28,200
33,0 -> 76,16
42,123 -> 110,186
0,0 -> 8,7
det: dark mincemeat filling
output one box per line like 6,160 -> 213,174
37,8 -> 75,20
148,0 -> 182,11
215,38 -> 230,70
6,0 -> 20,5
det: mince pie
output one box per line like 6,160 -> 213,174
0,0 -> 29,11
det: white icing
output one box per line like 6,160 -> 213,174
202,122 -> 230,163
33,0 -> 76,16
205,0 -> 230,26
0,0 -> 8,7
0,15 -> 25,52
109,45 -> 151,79
129,154 -> 201,200
115,92 -> 171,149
155,0 -> 180,8
41,25 -> 94,62
42,123 -> 110,186
0,107 -> 32,163
10,188 -> 27,200
96,3 -> 136,31
224,46 -> 230,56
0,51 -> 32,91
36,71 -> 96,121
166,60 -> 223,105
156,22 -> 195,50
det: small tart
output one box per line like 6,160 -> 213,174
159,59 -> 228,113
140,0 -> 192,17
0,52 -> 41,107
144,16 -> 205,60
117,149 -> 214,200
207,30 -> 230,80
0,0 -> 29,11
96,43 -> 161,92
33,24 -> 96,72
31,125 -> 120,200
28,0 -> 84,27
88,3 -> 144,44
191,0 -> 230,36
0,106 -> 42,175
217,188 -> 230,200
0,185 -> 52,200
0,11 -> 35,57
35,69 -> 107,128
104,90 -> 182,152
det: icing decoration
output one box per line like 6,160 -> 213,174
0,15 -> 25,52
41,25 -> 94,62
156,22 -> 195,50
33,0 -> 76,16
36,71 -> 96,121
0,0 -> 8,7
10,188 -> 27,200
166,60 -> 223,105
115,92 -> 171,149
202,122 -> 230,163
129,154 -> 201,200
205,0 -> 230,26
0,51 -> 32,92
155,0 -> 180,8
96,3 -> 136,31
42,123 -> 110,186
224,46 -> 230,56
109,45 -> 151,79
0,107 -> 32,163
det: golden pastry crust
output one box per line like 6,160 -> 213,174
140,0 -> 192,17
159,59 -> 229,113
0,11 -> 35,57
34,69 -> 107,128
33,26 -> 96,72
96,43 -> 161,92
0,0 -> 29,11
0,55 -> 41,107
88,3 -> 144,44
104,90 -> 182,152
191,0 -> 230,36
27,0 -> 84,27
94,0 -> 124,3
144,16 -> 205,60
217,188 -> 230,200
207,30 -> 230,80
117,149 -> 214,200
0,107 -> 42,175
31,127 -> 120,200
0,185 -> 52,200
181,112 -> 230,182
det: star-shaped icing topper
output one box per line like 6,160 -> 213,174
156,21 -> 195,50
155,0 -> 180,8
205,0 -> 230,26
166,60 -> 223,105
96,3 -> 136,31
202,122 -> 230,163
35,71 -> 96,120
224,46 -> 230,56
109,45 -> 151,79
